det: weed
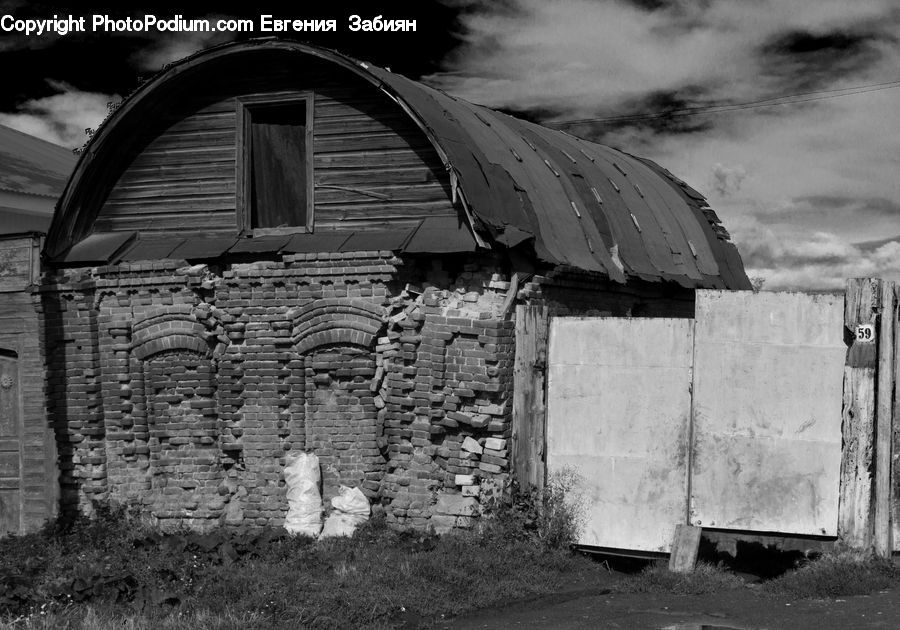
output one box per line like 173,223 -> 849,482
763,551 -> 897,599
482,467 -> 587,551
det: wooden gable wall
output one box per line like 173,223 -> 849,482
92,52 -> 456,236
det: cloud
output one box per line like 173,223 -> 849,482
0,80 -> 117,148
431,0 -> 900,117
731,219 -> 900,291
130,27 -> 235,72
710,163 -> 747,197
855,233 -> 900,251
757,29 -> 890,93
750,196 -> 900,242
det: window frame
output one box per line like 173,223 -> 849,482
235,93 -> 315,236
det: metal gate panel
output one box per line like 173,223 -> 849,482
546,318 -> 694,552
690,290 -> 845,535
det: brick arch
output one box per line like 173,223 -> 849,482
131,307 -> 209,360
292,298 -> 386,354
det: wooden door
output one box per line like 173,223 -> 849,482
0,352 -> 22,535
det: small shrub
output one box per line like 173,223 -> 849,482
483,468 -> 587,551
618,561 -> 744,595
763,551 -> 897,599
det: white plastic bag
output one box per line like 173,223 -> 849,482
283,451 -> 322,537
320,485 -> 370,538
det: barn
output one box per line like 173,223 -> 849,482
10,39 -> 750,534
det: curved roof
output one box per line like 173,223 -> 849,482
48,39 -> 749,289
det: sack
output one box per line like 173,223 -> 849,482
331,485 -> 370,517
283,452 -> 322,537
319,486 -> 370,538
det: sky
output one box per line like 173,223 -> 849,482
1,0 -> 898,290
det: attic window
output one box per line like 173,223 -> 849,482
236,94 -> 314,234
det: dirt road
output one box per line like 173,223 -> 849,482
437,586 -> 900,629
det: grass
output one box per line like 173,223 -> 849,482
0,475 -> 599,629
616,561 -> 745,595
615,550 -> 900,601
0,606 -> 271,630
762,551 -> 898,600
0,517 -> 595,628
7,482 -> 899,627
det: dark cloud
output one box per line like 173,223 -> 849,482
755,195 -> 900,226
552,86 -> 719,145
801,195 -> 900,213
625,0 -> 673,10
736,229 -> 853,269
758,28 -> 889,91
493,105 -> 564,126
624,0 -> 716,12
0,1 -> 464,110
627,0 -> 719,35
613,88 -> 718,133
855,234 -> 900,251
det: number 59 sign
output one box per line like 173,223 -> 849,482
855,324 -> 875,343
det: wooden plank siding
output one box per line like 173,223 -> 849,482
0,237 -> 56,534
93,57 -> 455,235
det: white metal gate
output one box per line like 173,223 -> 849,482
545,290 -> 845,552
690,291 -> 845,535
546,318 -> 694,552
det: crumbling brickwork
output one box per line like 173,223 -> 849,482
519,268 -> 696,318
41,252 -> 521,531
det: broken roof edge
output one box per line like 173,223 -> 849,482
542,262 -> 730,292
47,216 -> 479,268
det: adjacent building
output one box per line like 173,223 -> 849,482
0,124 -> 76,534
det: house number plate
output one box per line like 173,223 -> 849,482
855,324 -> 875,343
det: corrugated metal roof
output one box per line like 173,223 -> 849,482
119,237 -> 183,261
404,216 -> 479,253
281,233 -> 351,254
337,230 -> 412,253
78,220 -> 477,265
229,234 -> 292,254
365,65 -> 749,288
0,124 -> 76,236
0,206 -> 52,235
57,231 -> 135,264
0,124 -> 76,197
168,237 -> 239,260
48,40 -> 749,288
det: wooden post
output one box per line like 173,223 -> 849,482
875,281 -> 895,557
669,524 -> 702,573
512,305 -> 549,491
839,278 -> 880,550
890,283 -> 900,552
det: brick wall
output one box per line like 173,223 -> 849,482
40,252 -> 519,531
40,252 -> 695,532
